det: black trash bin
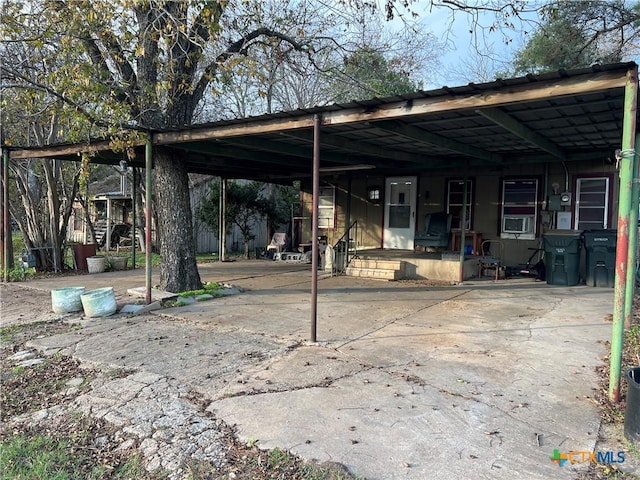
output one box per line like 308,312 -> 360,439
583,229 -> 617,287
624,367 -> 640,445
543,230 -> 582,286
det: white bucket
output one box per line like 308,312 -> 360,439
51,287 -> 86,314
81,287 -> 117,317
86,256 -> 106,273
108,256 -> 128,270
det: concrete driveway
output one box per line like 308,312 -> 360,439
14,260 -> 633,479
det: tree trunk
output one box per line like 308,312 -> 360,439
154,147 -> 202,292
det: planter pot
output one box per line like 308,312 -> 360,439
624,367 -> 640,445
108,256 -> 128,270
81,287 -> 117,317
71,244 -> 97,271
51,287 -> 86,314
86,256 -> 106,274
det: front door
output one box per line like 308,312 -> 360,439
383,176 -> 416,249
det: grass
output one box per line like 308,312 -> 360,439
0,324 -> 22,343
177,281 -> 224,298
0,418 -> 165,480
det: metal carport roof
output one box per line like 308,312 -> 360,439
7,62 -> 638,180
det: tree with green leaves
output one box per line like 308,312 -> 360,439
512,0 -> 640,74
1,0 -> 318,291
197,180 -> 298,259
331,46 -> 423,102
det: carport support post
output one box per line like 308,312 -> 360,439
609,66 -> 637,402
220,178 -> 226,262
131,168 -> 136,270
2,148 -> 8,282
458,165 -> 469,283
311,114 -> 321,343
145,136 -> 153,305
625,133 -> 640,329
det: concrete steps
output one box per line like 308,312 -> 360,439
344,258 -> 405,280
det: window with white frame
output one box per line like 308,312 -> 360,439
318,186 -> 335,229
574,177 -> 610,230
501,179 -> 538,239
446,179 -> 474,230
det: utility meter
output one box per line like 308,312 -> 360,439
560,192 -> 572,206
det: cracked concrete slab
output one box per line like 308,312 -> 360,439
6,261 -> 638,479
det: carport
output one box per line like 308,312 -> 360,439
2,62 -> 638,400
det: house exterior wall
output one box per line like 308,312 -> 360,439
301,158 -> 619,269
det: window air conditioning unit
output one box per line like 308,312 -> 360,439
503,215 -> 534,234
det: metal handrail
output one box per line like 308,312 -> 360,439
331,220 -> 358,274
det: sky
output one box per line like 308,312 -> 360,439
409,1 -> 639,89
412,3 -> 539,88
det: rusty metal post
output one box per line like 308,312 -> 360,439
221,178 -> 227,262
145,136 -> 153,305
458,164 -> 469,283
311,114 -> 321,343
609,66 -> 637,402
131,168 -> 136,270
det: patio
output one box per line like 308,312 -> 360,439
13,259 -> 633,479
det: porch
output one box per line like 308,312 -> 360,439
341,248 -> 487,283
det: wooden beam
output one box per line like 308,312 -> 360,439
477,107 -> 566,159
374,120 -> 503,163
8,139 -> 143,160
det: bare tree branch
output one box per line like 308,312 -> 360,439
192,27 -> 310,109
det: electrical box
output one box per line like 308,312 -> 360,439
560,192 -> 572,206
557,211 -> 572,230
548,195 -> 561,211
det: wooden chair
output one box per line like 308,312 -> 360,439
478,240 -> 504,280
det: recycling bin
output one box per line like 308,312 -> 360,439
583,229 -> 617,287
543,230 -> 582,286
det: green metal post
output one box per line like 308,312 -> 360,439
2,148 -> 8,282
145,136 -> 153,305
609,66 -> 637,402
625,133 -> 639,329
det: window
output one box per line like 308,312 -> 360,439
446,179 -> 474,230
501,179 -> 538,239
574,177 -> 610,230
367,186 -> 381,203
318,186 -> 335,229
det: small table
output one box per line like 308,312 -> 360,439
450,230 -> 483,255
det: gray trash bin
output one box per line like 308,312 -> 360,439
624,367 -> 640,445
583,229 -> 617,287
543,230 -> 582,286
